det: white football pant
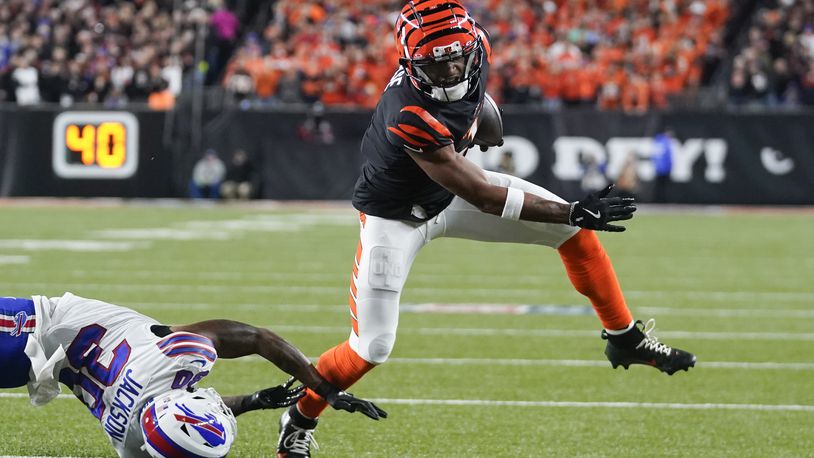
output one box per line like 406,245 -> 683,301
348,171 -> 579,363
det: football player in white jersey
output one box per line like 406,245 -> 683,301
0,293 -> 386,458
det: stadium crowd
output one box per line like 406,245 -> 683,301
223,0 -> 731,111
2,0 -> 814,110
0,0 -> 211,109
728,0 -> 814,106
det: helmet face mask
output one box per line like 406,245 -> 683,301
396,0 -> 483,102
141,388 -> 237,458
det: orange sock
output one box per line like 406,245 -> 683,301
297,340 -> 375,419
557,229 -> 633,330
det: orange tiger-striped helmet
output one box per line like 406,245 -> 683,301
395,0 -> 483,102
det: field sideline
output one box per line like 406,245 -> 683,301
0,201 -> 812,457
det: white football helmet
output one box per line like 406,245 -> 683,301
140,388 -> 237,458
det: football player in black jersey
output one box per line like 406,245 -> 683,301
277,2 -> 696,456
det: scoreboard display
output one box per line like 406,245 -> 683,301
52,112 -> 139,179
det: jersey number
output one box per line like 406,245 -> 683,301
171,369 -> 209,390
60,324 -> 132,419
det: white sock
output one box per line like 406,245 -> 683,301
603,320 -> 635,335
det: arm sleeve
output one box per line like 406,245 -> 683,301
385,106 -> 454,152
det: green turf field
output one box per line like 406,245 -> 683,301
0,202 -> 812,457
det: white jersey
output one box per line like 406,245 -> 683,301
33,293 -> 217,457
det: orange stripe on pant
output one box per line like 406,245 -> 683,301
349,274 -> 359,336
349,230 -> 363,337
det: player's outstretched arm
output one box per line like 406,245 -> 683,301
405,145 -> 635,231
171,320 -> 387,420
173,320 -> 323,386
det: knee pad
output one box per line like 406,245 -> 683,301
364,332 -> 396,364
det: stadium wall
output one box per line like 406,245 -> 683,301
1,106 -> 812,204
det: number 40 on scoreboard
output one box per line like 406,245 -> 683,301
52,112 -> 139,179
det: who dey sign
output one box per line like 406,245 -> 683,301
551,136 -> 728,183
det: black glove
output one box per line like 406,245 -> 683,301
240,378 -> 305,412
568,184 -> 636,232
316,382 -> 388,420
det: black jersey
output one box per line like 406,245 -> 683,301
352,56 -> 490,222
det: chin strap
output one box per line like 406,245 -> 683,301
429,80 -> 469,101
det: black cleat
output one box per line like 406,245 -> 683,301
277,407 -> 319,458
602,319 -> 696,375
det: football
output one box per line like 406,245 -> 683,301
474,93 -> 504,150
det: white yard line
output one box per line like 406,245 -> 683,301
0,240 -> 149,252
2,393 -> 808,413
267,324 -> 814,341
368,398 -> 814,412
226,356 -> 814,371
0,393 -> 74,399
123,301 -> 814,319
2,282 -> 813,302
15,268 -> 808,285
0,255 -> 29,265
382,357 -> 814,371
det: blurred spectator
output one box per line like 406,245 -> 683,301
225,56 -> 255,108
11,53 -> 40,105
579,154 -> 608,194
298,102 -> 334,144
190,149 -> 226,199
38,61 -> 65,103
652,129 -> 674,203
148,79 -> 175,111
221,149 -> 257,201
496,150 -> 517,175
801,61 -> 814,104
615,153 -> 639,199
206,0 -> 240,85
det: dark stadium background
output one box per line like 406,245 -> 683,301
1,0 -> 813,202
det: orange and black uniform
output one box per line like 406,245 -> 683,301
352,38 -> 491,222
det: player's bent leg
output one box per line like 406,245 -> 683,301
557,208 -> 696,374
437,171 -> 695,374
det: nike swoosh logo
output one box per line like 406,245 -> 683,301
584,209 -> 601,219
403,144 -> 424,153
